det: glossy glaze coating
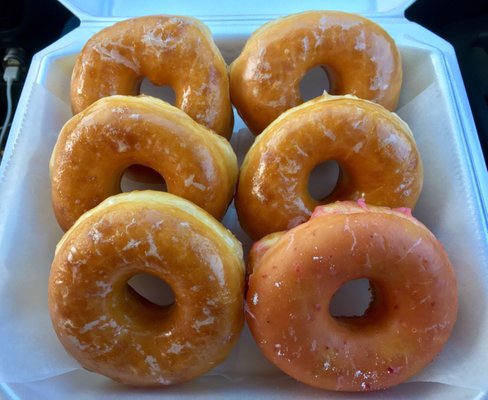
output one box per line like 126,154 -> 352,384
235,94 -> 423,240
71,15 -> 233,138
246,201 -> 458,391
50,95 -> 238,231
230,11 -> 402,135
49,191 -> 245,386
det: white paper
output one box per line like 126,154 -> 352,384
0,84 -> 78,381
3,370 -> 484,400
396,82 -> 488,390
0,40 -> 487,398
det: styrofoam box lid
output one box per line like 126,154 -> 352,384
58,0 -> 416,21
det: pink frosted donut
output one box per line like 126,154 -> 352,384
246,201 -> 458,391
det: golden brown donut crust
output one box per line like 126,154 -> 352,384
48,191 -> 245,386
246,201 -> 458,391
50,95 -> 238,231
71,15 -> 233,138
236,94 -> 423,240
230,11 -> 402,135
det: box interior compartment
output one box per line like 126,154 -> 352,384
0,6 -> 487,399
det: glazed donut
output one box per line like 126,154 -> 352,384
235,94 -> 423,240
230,11 -> 402,135
50,95 -> 238,231
48,191 -> 245,386
246,201 -> 458,391
71,15 -> 233,139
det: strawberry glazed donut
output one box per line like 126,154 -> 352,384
235,94 -> 423,240
230,11 -> 402,135
71,15 -> 233,139
246,201 -> 458,391
50,95 -> 238,231
48,191 -> 245,386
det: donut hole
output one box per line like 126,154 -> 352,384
300,66 -> 331,101
120,165 -> 167,192
308,160 -> 340,201
140,79 -> 176,105
128,273 -> 175,307
329,278 -> 372,317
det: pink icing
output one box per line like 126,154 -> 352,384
393,207 -> 413,217
311,206 -> 328,219
357,198 -> 367,209
311,201 -> 362,219
310,201 -> 416,224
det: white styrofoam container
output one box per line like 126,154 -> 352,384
1,0 -> 487,399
